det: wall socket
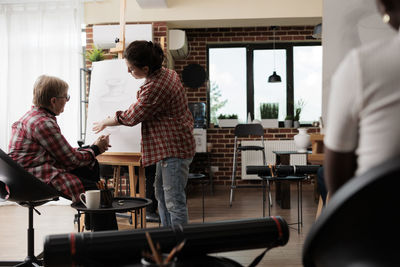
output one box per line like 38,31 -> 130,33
211,166 -> 219,173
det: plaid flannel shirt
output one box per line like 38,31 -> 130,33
116,67 -> 196,166
8,106 -> 97,202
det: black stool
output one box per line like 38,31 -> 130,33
188,173 -> 207,222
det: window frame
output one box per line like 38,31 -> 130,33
207,41 -> 321,127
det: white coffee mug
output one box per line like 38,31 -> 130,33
79,190 -> 100,209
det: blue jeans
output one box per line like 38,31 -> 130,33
154,157 -> 192,227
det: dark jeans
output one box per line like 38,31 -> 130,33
71,161 -> 118,232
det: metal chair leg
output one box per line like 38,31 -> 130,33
202,181 -> 205,223
267,180 -> 272,217
262,178 -> 266,217
267,180 -> 273,207
229,146 -> 238,207
297,180 -> 300,234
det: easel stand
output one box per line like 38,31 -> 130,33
97,152 -> 147,228
110,0 -> 126,59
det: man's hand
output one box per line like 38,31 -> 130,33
93,134 -> 111,154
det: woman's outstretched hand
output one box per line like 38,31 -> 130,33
93,121 -> 106,134
93,116 -> 118,134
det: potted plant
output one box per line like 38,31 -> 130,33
293,99 -> 305,128
86,45 -> 105,62
284,115 -> 293,128
260,102 -> 279,128
217,114 -> 239,127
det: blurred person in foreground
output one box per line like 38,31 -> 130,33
324,0 -> 400,196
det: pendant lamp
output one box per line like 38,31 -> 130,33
268,26 -> 281,83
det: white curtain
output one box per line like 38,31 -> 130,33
0,0 -> 83,151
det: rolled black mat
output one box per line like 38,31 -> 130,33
44,217 -> 289,266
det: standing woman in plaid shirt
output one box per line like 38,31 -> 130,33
93,40 -> 196,226
9,75 -> 117,231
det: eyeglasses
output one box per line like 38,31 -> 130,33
56,94 -> 70,101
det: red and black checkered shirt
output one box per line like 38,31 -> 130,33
116,67 -> 196,166
8,106 -> 97,202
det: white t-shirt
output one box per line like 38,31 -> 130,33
325,30 -> 400,176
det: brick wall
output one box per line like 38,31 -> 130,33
86,23 -> 320,188
173,26 -> 319,186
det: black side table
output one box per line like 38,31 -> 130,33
190,152 -> 213,194
188,173 -> 208,222
72,196 -> 152,231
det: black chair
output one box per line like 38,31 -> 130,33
0,149 -> 60,266
247,165 -> 319,232
302,155 -> 400,267
229,124 -> 266,207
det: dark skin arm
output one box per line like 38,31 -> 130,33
324,145 -> 357,196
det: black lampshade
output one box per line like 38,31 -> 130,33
268,71 -> 281,83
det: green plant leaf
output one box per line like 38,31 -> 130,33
86,45 -> 105,62
260,102 -> 279,119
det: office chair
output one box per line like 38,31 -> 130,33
302,155 -> 400,267
0,149 -> 60,266
229,124 -> 267,207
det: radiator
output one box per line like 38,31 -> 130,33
241,140 -> 307,180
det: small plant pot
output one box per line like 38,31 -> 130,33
284,120 -> 292,128
261,119 -> 278,128
218,119 -> 238,128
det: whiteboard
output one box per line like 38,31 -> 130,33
85,59 -> 144,153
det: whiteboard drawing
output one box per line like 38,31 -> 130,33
85,59 -> 144,153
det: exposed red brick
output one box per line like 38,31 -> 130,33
232,37 -> 244,42
244,37 -> 256,41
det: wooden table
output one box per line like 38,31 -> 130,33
308,134 -> 324,165
96,152 -> 147,227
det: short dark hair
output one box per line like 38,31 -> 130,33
123,40 -> 164,75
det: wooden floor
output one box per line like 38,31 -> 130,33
0,181 -> 318,266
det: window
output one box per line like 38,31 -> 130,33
208,47 -> 247,124
208,42 -> 322,126
254,49 -> 287,121
293,45 -> 322,123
